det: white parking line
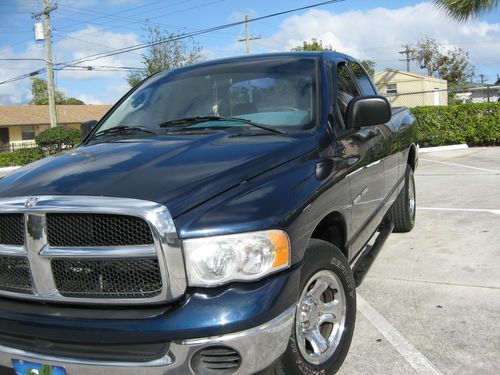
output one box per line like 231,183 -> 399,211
420,158 -> 500,174
357,295 -> 442,375
420,207 -> 500,215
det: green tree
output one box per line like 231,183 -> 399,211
291,41 -> 376,75
62,97 -> 85,105
411,36 -> 474,87
291,38 -> 333,51
127,25 -> 203,87
30,78 -> 85,105
412,36 -> 441,77
359,60 -> 376,76
435,47 -> 475,87
434,0 -> 498,22
35,126 -> 81,155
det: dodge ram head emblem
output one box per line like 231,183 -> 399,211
24,197 -> 39,208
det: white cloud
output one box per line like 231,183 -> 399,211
0,43 -> 46,105
228,8 -> 259,23
73,94 -> 103,105
57,0 -> 140,7
55,26 -> 141,80
252,2 -> 500,73
0,26 -> 142,105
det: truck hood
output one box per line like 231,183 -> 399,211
0,132 -> 316,217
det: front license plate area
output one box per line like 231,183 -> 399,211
11,359 -> 67,375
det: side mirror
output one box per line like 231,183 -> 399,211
347,96 -> 391,129
80,120 -> 98,139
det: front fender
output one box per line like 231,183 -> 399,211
174,151 -> 351,265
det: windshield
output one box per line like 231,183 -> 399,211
96,57 -> 317,134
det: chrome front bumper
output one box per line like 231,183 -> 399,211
0,306 -> 295,375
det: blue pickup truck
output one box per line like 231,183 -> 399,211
0,52 -> 417,375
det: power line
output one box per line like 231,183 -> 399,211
0,58 -> 47,62
56,0 -> 345,68
51,32 -> 143,57
0,0 -> 207,53
54,0 -> 206,34
62,64 -> 145,71
1,1 -> 345,86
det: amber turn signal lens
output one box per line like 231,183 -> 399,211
269,230 -> 290,268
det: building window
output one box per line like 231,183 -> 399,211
21,125 -> 35,140
386,83 -> 398,96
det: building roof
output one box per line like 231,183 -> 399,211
0,105 -> 112,126
373,68 -> 447,83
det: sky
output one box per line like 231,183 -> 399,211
0,0 -> 499,105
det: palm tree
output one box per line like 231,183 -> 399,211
434,0 -> 499,22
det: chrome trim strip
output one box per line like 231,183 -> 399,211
0,196 -> 186,305
0,306 -> 296,375
0,343 -> 173,368
346,159 -> 383,179
181,305 -> 295,346
25,213 -> 56,295
40,245 -> 157,258
0,244 -> 26,256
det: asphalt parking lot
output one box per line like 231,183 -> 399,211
339,147 -> 500,375
0,147 -> 498,375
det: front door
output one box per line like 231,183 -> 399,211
334,62 -> 386,254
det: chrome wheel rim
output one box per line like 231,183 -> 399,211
408,173 -> 416,219
295,269 -> 346,365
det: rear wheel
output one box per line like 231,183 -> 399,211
269,239 -> 356,375
388,164 -> 416,233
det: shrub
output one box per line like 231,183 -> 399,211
35,125 -> 81,155
0,148 -> 43,167
412,102 -> 500,147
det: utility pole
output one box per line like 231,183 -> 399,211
479,74 -> 490,102
237,15 -> 261,55
398,44 -> 415,73
33,0 -> 58,128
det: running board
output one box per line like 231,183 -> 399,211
351,220 -> 394,287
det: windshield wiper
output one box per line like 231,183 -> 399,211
158,116 -> 285,135
93,125 -> 157,138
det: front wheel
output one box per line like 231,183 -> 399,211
270,239 -> 356,375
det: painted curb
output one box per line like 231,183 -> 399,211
419,144 -> 469,154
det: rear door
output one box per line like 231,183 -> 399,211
333,62 -> 386,248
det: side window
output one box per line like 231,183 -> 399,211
21,125 -> 35,140
386,83 -> 397,96
336,63 -> 360,126
349,62 -> 377,96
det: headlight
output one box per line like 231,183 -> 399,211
183,230 -> 291,287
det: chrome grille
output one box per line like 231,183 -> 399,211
0,214 -> 24,245
0,256 -> 32,294
47,213 -> 154,247
0,196 -> 186,305
52,258 -> 162,299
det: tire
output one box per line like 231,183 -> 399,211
269,239 -> 356,375
387,164 -> 416,233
